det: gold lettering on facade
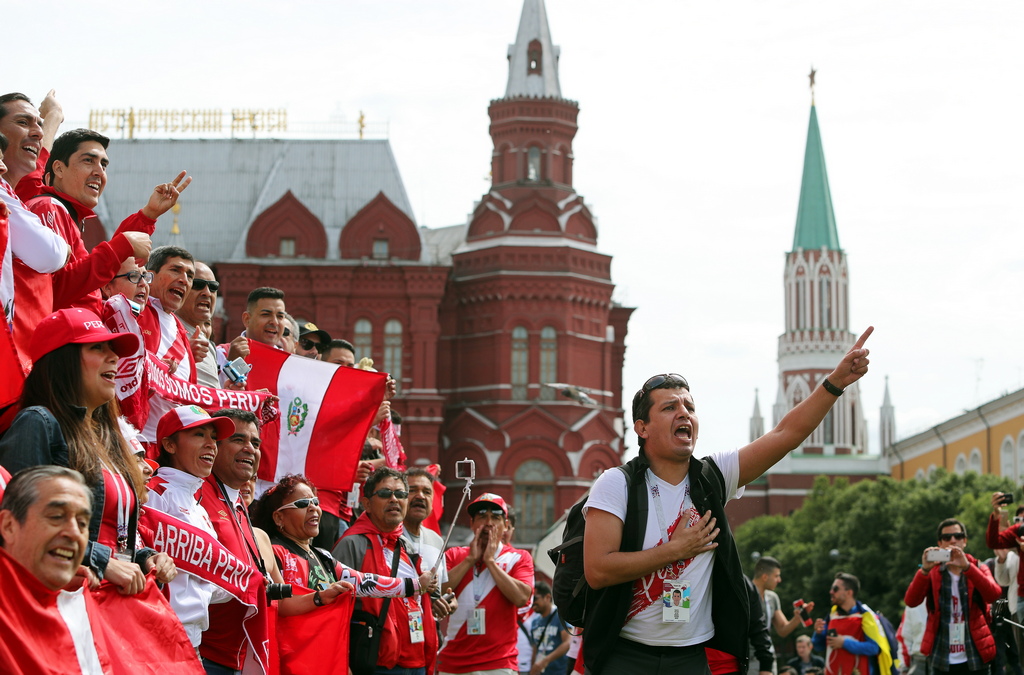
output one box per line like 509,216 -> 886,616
87,109 -> 285,138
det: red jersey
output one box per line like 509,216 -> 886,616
439,544 -> 534,674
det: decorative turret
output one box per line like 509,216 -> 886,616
750,389 -> 765,442
774,85 -> 867,455
880,376 -> 896,452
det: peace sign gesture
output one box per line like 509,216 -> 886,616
141,170 -> 192,220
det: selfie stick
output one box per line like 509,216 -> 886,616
1005,618 -> 1024,630
433,460 -> 474,576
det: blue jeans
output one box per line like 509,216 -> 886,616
374,667 -> 426,675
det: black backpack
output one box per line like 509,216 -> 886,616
547,464 -> 647,628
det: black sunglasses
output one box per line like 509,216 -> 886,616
191,278 -> 220,292
113,270 -> 154,284
939,532 -> 966,541
371,488 -> 409,500
299,338 -> 327,353
640,373 -> 689,395
282,327 -> 291,338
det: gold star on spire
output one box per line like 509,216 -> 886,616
809,66 -> 817,104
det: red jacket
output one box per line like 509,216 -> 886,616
903,554 -> 1001,663
986,515 -> 1024,596
13,186 -> 154,366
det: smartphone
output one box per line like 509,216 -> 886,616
999,492 -> 1015,505
827,629 -> 837,637
224,357 -> 252,385
926,548 -> 951,563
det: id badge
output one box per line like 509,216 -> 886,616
408,608 -> 425,643
950,622 -> 965,646
468,608 -> 486,635
346,484 -> 360,510
662,579 -> 691,623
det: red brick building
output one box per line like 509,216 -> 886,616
97,0 -> 632,545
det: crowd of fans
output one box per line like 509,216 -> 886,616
0,90 -> 576,675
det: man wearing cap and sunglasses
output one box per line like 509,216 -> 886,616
439,491 -> 534,675
295,321 -> 331,359
906,519 -> 1001,675
581,327 -> 875,675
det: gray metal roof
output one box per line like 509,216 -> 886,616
505,0 -> 562,98
94,138 -> 416,263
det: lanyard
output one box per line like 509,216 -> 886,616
646,469 -> 673,544
105,464 -> 132,555
472,566 -> 484,606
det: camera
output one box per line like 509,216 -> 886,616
793,599 -> 812,627
266,583 -> 293,600
224,357 -> 252,385
926,548 -> 952,563
999,492 -> 1014,506
455,459 -> 476,480
827,629 -> 837,638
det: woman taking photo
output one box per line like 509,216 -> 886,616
0,308 -> 174,592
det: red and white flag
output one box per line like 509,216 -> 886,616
379,415 -> 405,469
244,340 -> 387,491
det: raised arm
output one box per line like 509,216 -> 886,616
738,326 -> 873,487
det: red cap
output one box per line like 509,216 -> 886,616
468,492 -> 508,517
30,308 -> 140,363
156,405 -> 236,445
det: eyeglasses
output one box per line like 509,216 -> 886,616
299,338 -> 326,353
275,497 -> 320,512
113,270 -> 154,284
370,488 -> 409,500
939,532 -> 966,541
191,278 -> 220,293
829,585 -> 844,592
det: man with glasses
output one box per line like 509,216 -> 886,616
581,328 -> 874,675
178,261 -> 220,387
439,493 -> 534,675
907,519 -> 1002,675
812,573 -> 891,675
335,468 -> 440,675
296,321 -> 331,359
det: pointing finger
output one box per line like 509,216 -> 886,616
852,326 -> 874,350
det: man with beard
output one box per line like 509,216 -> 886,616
440,493 -> 534,675
402,468 -> 454,620
177,261 -> 219,387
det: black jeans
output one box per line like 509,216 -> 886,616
584,637 -> 710,675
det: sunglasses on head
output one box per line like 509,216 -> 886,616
275,497 -> 319,512
191,278 -> 220,293
939,532 -> 966,541
371,488 -> 409,500
639,373 -> 689,395
113,270 -> 154,284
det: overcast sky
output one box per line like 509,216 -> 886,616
12,1 -> 1023,457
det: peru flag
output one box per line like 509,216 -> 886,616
244,340 -> 387,491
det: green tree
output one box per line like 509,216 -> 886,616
735,470 -> 1014,656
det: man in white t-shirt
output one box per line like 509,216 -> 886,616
581,328 -> 874,675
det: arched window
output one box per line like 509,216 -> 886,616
819,274 -> 831,328
1001,438 -> 1015,478
954,454 -> 967,476
528,39 -> 542,74
539,326 -> 557,400
927,464 -> 937,479
514,459 -> 555,544
527,147 -> 541,182
354,319 -> 373,363
383,319 -> 403,392
915,468 -> 926,481
511,326 -> 529,400
822,409 -> 834,445
969,448 -> 982,474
